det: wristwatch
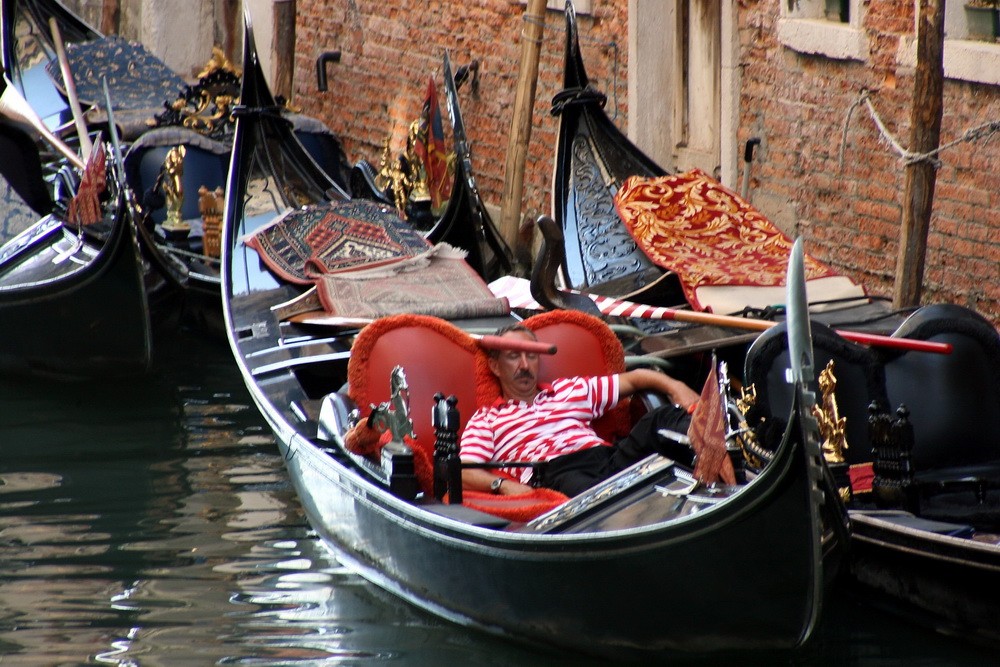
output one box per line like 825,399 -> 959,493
490,477 -> 504,494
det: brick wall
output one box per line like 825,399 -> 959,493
738,1 -> 999,325
292,0 -> 628,235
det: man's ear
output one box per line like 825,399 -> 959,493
487,356 -> 501,378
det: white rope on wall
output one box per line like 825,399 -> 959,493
840,89 -> 1000,170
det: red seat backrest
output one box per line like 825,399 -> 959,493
349,314 -> 490,450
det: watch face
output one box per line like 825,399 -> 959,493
491,478 -> 503,493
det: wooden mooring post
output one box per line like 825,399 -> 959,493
893,0 -> 945,309
499,0 -> 548,259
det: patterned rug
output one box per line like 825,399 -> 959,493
314,244 -> 509,320
614,169 -> 857,312
245,200 -> 432,284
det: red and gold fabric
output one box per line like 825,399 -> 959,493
614,169 -> 863,312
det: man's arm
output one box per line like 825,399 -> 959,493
460,411 -> 535,495
617,368 -> 699,411
461,468 -> 534,495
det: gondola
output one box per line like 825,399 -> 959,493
0,0 -> 101,132
0,0 -> 355,336
0,79 -> 151,379
222,17 -> 838,659
551,3 -> 891,328
549,0 -> 673,305
349,52 -> 513,283
744,300 -> 1000,644
125,41 -> 509,337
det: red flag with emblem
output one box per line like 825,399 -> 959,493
414,77 -> 451,211
687,363 -> 737,485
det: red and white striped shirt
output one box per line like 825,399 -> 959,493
460,375 -> 620,484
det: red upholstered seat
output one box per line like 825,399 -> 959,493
347,311 -> 630,521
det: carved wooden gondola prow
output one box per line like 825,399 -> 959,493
869,402 -> 919,513
529,215 -> 602,315
432,392 -> 463,503
550,2 -> 670,302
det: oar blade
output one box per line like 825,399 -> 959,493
786,237 -> 814,386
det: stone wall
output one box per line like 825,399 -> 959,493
63,0 -> 241,79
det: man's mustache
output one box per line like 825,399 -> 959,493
514,370 -> 535,381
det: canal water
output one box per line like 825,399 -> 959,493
0,329 -> 995,665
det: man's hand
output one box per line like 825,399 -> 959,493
497,479 -> 535,495
619,368 -> 699,411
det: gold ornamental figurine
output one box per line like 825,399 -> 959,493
812,360 -> 848,464
199,185 -> 224,258
160,145 -> 190,234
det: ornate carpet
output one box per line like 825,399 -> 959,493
314,244 -> 509,320
246,200 -> 508,321
614,169 -> 862,312
245,200 -> 432,284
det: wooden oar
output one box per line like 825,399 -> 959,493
0,74 -> 85,170
49,18 -> 93,163
489,275 -> 952,355
626,304 -> 951,355
287,312 -> 557,355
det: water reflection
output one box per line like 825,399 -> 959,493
0,330 -> 996,665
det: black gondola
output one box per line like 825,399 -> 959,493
0,0 -> 354,337
550,0 -> 675,305
0,0 -> 100,132
0,78 -> 150,379
745,302 -> 1000,645
220,16 -> 840,659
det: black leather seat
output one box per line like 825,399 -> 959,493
744,320 -> 888,464
881,304 -> 1000,476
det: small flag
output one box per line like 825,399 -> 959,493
687,363 -> 737,485
413,77 -> 451,211
68,144 -> 107,226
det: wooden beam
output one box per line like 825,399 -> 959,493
498,0 -> 548,258
100,0 -> 120,35
272,0 -> 296,101
893,0 -> 945,309
222,0 -> 240,65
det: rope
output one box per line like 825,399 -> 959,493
840,89 -> 1000,170
523,13 -> 621,120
